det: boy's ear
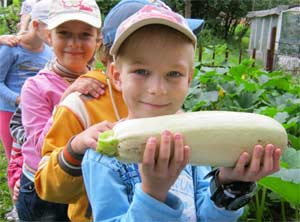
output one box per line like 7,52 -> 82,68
110,62 -> 122,91
47,31 -> 52,46
31,20 -> 39,29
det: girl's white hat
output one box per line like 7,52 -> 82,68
48,0 -> 101,30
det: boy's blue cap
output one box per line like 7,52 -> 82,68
102,0 -> 204,48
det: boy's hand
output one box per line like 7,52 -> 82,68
140,131 -> 190,202
13,179 -> 20,202
0,35 -> 20,47
218,144 -> 281,184
71,121 -> 114,154
60,77 -> 106,102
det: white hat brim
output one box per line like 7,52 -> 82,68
48,13 -> 101,30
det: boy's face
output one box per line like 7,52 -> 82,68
48,21 -> 100,73
36,21 -> 49,45
31,20 -> 49,45
112,27 -> 194,119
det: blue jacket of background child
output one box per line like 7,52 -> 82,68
0,44 -> 52,112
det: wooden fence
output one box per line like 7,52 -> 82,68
198,46 -> 275,71
0,0 -> 8,7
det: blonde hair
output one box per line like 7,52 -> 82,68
97,42 -> 113,65
116,24 -> 194,69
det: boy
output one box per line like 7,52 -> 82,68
81,5 -> 282,222
34,1 -> 204,221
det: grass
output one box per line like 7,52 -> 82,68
0,142 -> 13,222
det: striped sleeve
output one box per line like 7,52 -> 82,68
58,137 -> 84,176
9,105 -> 26,145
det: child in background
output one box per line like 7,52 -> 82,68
5,105 -> 24,222
0,1 -> 52,220
81,5 -> 282,222
34,1 -> 204,221
0,0 -> 51,162
16,0 -> 105,221
18,0 -> 40,35
0,1 -> 41,48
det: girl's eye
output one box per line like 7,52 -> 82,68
81,32 -> 92,38
134,69 -> 149,76
167,71 -> 183,78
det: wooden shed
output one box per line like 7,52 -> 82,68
246,5 -> 289,67
275,7 -> 300,73
0,0 -> 8,7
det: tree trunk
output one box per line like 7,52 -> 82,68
185,0 -> 191,18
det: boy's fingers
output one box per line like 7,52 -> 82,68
88,138 -> 98,149
142,137 -> 157,171
262,144 -> 274,173
170,133 -> 184,172
248,145 -> 264,177
173,133 -> 184,162
182,145 -> 191,168
272,148 -> 282,172
233,152 -> 250,177
156,131 -> 171,172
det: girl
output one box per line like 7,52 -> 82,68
16,0 -> 104,221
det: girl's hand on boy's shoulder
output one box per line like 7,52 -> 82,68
218,144 -> 281,185
61,77 -> 106,102
71,121 -> 114,154
139,131 -> 190,202
0,34 -> 20,47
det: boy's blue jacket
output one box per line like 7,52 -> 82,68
82,149 -> 243,222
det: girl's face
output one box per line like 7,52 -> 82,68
48,20 -> 100,74
112,27 -> 194,119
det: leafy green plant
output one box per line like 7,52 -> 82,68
0,4 -> 20,34
0,143 -> 12,221
185,59 -> 300,221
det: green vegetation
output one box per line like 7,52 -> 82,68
0,143 -> 12,222
0,4 -> 20,35
184,59 -> 300,221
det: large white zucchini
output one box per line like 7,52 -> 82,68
97,111 -> 288,167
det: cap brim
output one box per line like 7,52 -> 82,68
186,18 -> 204,35
39,18 -> 48,25
48,14 -> 101,30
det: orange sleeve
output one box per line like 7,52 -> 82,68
35,106 -> 85,203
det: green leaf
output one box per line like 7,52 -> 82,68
221,81 -> 237,94
259,177 -> 300,206
258,74 -> 270,85
274,112 -> 289,123
255,107 -> 279,117
288,134 -> 300,150
199,91 -> 219,102
191,101 -> 207,111
271,168 -> 300,184
282,148 -> 300,168
236,91 -> 262,108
